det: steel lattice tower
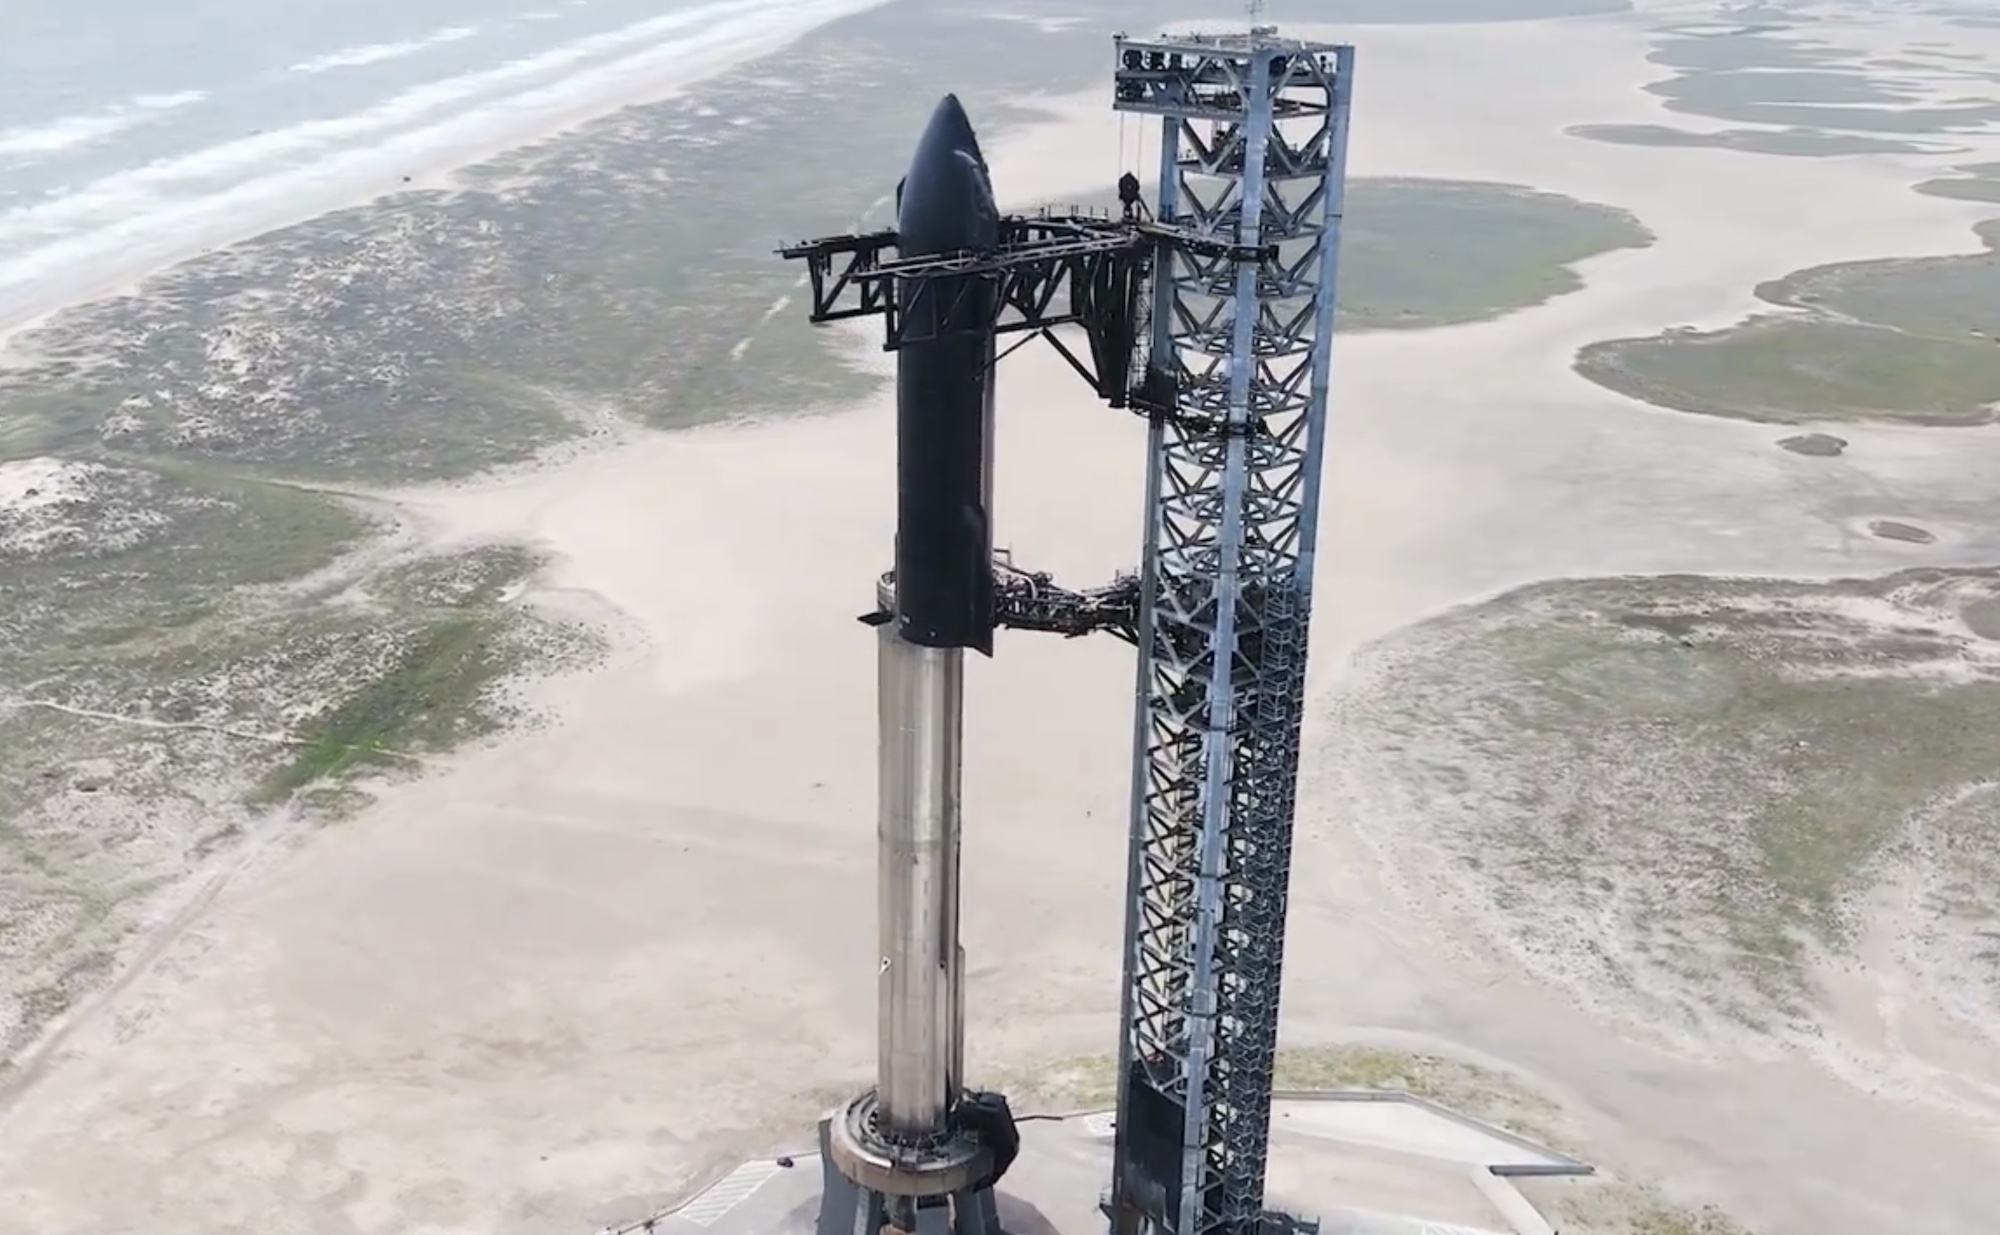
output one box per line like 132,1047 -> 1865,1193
1106,32 -> 1354,1235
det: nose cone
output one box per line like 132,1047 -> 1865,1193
898,94 -> 998,258
925,93 -> 980,159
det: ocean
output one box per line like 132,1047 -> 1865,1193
0,0 -> 892,330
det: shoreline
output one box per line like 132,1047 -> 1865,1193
8,3 -> 2000,1231
0,0 -> 893,353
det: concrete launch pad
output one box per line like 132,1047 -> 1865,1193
607,1094 -> 1591,1235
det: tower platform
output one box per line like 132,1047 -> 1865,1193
605,1094 -> 1591,1235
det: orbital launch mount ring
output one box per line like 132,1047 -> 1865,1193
826,1091 -> 995,1198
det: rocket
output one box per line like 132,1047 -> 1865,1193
809,94 -> 1017,1235
870,93 -> 1000,1149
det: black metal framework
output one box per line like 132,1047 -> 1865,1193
781,212 -> 1271,410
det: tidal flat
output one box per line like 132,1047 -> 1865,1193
1619,19 -> 2000,153
1326,568 -> 2000,1044
1576,219 -> 2000,426
0,0 -> 1145,1068
0,520 -> 599,1063
0,0 -> 1664,1076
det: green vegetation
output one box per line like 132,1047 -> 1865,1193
1757,226 -> 2000,340
1568,124 -> 1937,157
254,547 -> 585,805
1647,31 -> 1843,73
1916,162 -> 2000,205
371,542 -> 544,609
1578,220 -> 2000,426
1338,179 -> 1651,330
254,615 -> 495,802
0,702 -> 229,1060
0,2 -> 1138,487
1579,318 -> 2000,425
1330,569 -> 2000,1028
0,533 -> 597,1065
1651,68 -> 1913,108
1547,1182 -> 1758,1235
0,461 -> 369,658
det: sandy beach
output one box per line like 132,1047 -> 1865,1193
6,3 -> 2000,1233
0,0 -> 897,346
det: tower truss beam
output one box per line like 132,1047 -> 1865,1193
1106,31 -> 1354,1235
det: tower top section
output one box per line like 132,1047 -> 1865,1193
1111,29 -> 1351,120
1112,27 -> 1347,57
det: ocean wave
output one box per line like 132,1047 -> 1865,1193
0,0 -> 753,244
287,25 -> 482,76
0,91 -> 207,160
0,0 -> 884,326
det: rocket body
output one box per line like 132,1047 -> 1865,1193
874,94 -> 999,1145
875,607 -> 967,1139
891,93 -> 1000,657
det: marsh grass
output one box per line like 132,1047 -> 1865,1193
1542,1181 -> 1758,1235
1578,222 -> 2000,426
1331,569 -> 2000,1026
1569,124 -> 1938,157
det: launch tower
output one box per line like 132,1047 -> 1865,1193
1096,31 -> 1360,1235
1103,30 -> 1353,1235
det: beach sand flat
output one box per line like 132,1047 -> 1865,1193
5,5 -> 2000,1234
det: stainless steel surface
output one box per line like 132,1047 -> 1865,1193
826,1092 -> 993,1198
876,594 -> 967,1138
949,939 -> 966,1114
